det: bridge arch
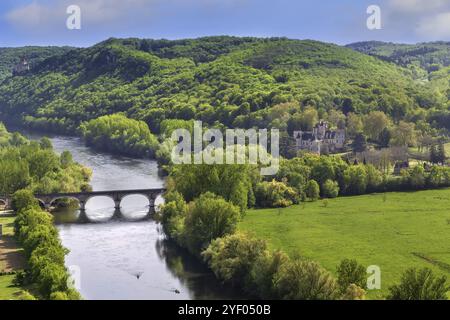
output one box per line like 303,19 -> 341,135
37,199 -> 46,209
84,195 -> 116,210
119,194 -> 151,219
49,197 -> 81,210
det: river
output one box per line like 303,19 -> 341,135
14,129 -> 242,300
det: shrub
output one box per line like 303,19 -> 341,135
184,192 -> 240,254
50,291 -> 69,300
322,180 -> 339,198
202,233 -> 267,288
342,284 -> 366,300
255,180 -> 299,208
159,191 -> 188,244
387,268 -> 448,300
409,166 -> 426,189
12,189 -> 38,212
274,260 -> 339,300
305,180 -> 320,201
336,259 -> 366,293
251,250 -> 290,299
343,165 -> 367,195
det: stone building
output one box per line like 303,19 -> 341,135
293,121 -> 346,155
12,57 -> 30,75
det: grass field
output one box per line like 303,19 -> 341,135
0,275 -> 23,300
239,189 -> 450,299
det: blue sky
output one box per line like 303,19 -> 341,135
1,0 -> 450,47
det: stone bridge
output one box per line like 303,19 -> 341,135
0,188 -> 166,214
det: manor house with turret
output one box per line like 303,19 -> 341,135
293,121 -> 346,155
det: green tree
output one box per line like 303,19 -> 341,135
184,192 -> 240,253
351,133 -> 367,153
346,113 -> 363,138
305,180 -> 320,201
336,259 -> 366,293
409,165 -> 425,189
255,180 -> 299,208
274,260 -> 339,300
39,137 -> 53,150
322,179 -> 339,198
390,121 -> 416,147
344,165 -> 368,195
202,233 -> 267,288
12,189 -> 38,212
387,268 -> 448,300
60,151 -> 73,169
251,250 -> 290,299
363,111 -> 389,141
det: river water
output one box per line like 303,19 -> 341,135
16,130 -> 242,300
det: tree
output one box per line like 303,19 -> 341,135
336,259 -> 366,293
437,143 -> 447,164
255,180 -> 299,208
351,133 -> 367,153
251,250 -> 290,299
80,114 -> 159,158
327,110 -> 345,129
305,180 -> 320,201
170,163 -> 257,212
379,128 -> 391,147
390,121 -> 416,147
184,192 -> 240,253
202,233 -> 267,288
387,268 -> 448,300
39,137 -> 53,150
344,165 -> 367,195
346,113 -> 363,138
12,189 -> 38,212
365,164 -> 382,192
322,180 -> 339,198
409,165 -> 425,189
274,260 -> 339,300
342,284 -> 366,300
60,151 -> 73,169
299,107 -> 319,131
431,143 -> 447,165
363,111 -> 389,141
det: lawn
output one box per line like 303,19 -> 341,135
239,189 -> 450,299
0,275 -> 23,300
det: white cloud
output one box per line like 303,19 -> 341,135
416,11 -> 450,39
5,0 -> 158,31
4,0 -> 243,31
389,0 -> 449,13
384,0 -> 450,40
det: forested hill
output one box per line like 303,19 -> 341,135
347,41 -> 450,74
0,46 -> 73,81
0,36 -> 448,135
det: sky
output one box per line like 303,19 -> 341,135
1,0 -> 450,47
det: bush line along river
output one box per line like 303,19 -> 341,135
16,128 -> 243,300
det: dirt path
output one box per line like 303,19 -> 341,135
0,236 -> 25,272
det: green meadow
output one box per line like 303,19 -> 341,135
239,189 -> 450,299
